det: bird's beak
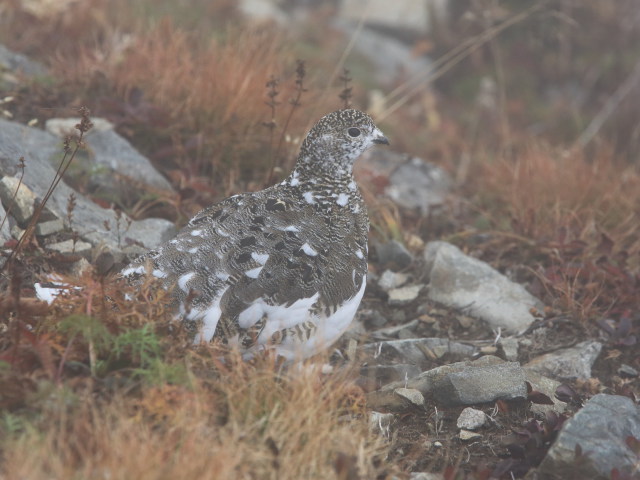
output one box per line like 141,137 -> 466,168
372,128 -> 389,145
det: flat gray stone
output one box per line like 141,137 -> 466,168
378,269 -> 409,291
423,241 -> 543,333
0,201 -> 10,243
525,341 -> 602,381
35,219 -> 64,236
368,356 -> 527,408
359,149 -> 451,215
0,118 -> 175,251
387,157 -> 451,215
83,129 -> 174,192
539,394 -> 640,479
388,284 -> 423,306
524,370 -> 567,416
429,359 -> 527,405
45,119 -> 173,197
46,239 -> 92,257
0,44 -> 47,77
0,175 -> 36,224
394,387 -> 425,408
376,239 -> 413,269
361,337 -> 477,365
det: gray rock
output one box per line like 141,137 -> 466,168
45,119 -> 174,196
360,149 -> 451,216
10,224 -> 23,240
428,358 -> 527,405
0,44 -> 47,77
525,341 -> 602,381
376,239 -> 413,269
364,309 -> 388,329
35,219 -> 64,236
387,157 -> 452,215
0,175 -> 36,224
0,118 -> 175,251
0,201 -> 10,244
378,269 -> 409,291
394,387 -> 425,408
619,364 -> 639,377
46,239 -> 92,257
539,394 -> 640,479
500,337 -> 519,362
362,337 -> 477,365
423,241 -> 543,333
369,356 -> 527,408
524,370 -> 567,417
369,319 -> 420,340
83,129 -> 174,192
388,284 -> 423,306
456,407 -> 486,430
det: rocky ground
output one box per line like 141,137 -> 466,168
1,2 -> 639,479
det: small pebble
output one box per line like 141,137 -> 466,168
618,364 -> 639,377
456,407 -> 486,430
459,429 -> 482,441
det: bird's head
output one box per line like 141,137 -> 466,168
298,109 -> 389,173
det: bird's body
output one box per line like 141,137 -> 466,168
122,109 -> 388,360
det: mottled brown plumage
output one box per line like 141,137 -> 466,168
122,109 -> 388,359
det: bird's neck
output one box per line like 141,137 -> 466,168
289,153 -> 354,190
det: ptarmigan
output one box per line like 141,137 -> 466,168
121,109 -> 388,360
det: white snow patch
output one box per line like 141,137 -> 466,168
355,249 -> 364,259
190,229 -> 202,236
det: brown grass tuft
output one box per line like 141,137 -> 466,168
1,269 -> 390,479
463,143 -> 640,319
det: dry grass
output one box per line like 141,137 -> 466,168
462,143 -> 640,319
0,271 -> 390,480
2,361 -> 385,480
468,144 -> 640,251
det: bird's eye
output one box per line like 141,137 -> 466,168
347,127 -> 361,138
